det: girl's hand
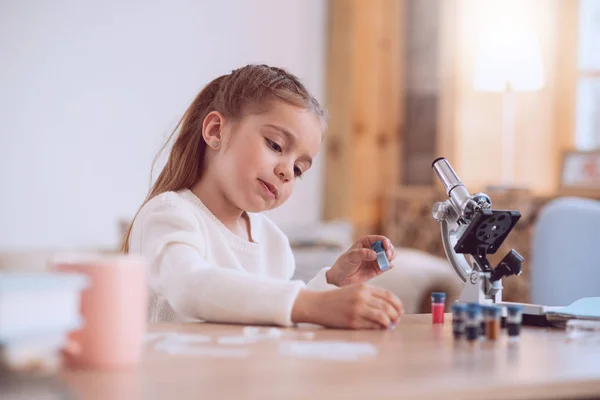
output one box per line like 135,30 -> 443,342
326,236 -> 397,287
291,285 -> 404,329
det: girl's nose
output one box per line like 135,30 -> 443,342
275,164 -> 292,182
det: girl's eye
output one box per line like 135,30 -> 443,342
294,166 -> 303,178
266,139 -> 282,152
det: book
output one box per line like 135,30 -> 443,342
0,272 -> 89,372
546,297 -> 600,328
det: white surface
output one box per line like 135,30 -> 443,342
0,331 -> 67,371
148,329 -> 369,360
145,332 -> 211,344
217,335 -> 258,345
154,342 -> 251,358
0,0 -> 327,250
278,341 -> 378,361
0,272 -> 88,341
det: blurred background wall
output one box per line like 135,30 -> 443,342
0,0 -> 326,250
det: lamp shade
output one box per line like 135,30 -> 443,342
473,30 -> 545,92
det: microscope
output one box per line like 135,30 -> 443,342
431,157 -> 548,325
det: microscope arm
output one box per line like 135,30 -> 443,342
440,218 -> 471,284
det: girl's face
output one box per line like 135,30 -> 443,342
214,101 -> 323,213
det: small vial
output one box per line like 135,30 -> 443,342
506,304 -> 523,342
371,241 -> 390,271
431,292 -> 446,324
465,303 -> 482,343
451,303 -> 467,340
486,305 -> 502,341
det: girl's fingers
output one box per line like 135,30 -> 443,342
383,238 -> 392,250
357,235 -> 389,249
362,306 -> 392,329
346,248 -> 377,264
386,243 -> 394,260
370,287 -> 404,318
356,236 -> 395,256
388,244 -> 397,262
369,297 -> 400,323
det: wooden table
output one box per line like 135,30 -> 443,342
59,314 -> 600,400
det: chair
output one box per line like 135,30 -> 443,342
530,197 -> 600,306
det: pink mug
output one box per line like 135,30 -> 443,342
50,253 -> 148,370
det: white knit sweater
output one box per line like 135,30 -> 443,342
128,189 -> 337,326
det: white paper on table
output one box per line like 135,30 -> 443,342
241,326 -> 316,341
282,331 -> 316,340
242,326 -> 282,339
278,340 -> 378,361
155,341 -> 250,358
164,333 -> 212,344
145,332 -> 168,342
146,332 -> 212,344
218,335 -> 259,345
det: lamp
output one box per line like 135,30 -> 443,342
473,28 -> 546,187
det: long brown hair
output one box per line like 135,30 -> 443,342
121,64 -> 327,252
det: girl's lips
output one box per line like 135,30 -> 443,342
258,179 -> 278,199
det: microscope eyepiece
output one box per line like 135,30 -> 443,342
431,156 -> 446,168
432,157 -> 464,196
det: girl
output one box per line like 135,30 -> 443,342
123,64 -> 403,329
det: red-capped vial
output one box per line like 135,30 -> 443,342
431,292 -> 446,324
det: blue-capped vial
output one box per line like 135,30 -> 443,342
451,303 -> 467,339
371,240 -> 390,272
372,240 -> 384,253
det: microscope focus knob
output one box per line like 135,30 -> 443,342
432,202 -> 448,221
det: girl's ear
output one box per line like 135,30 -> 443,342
202,111 -> 225,149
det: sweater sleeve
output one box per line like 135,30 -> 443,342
305,267 -> 339,291
139,200 -> 305,327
